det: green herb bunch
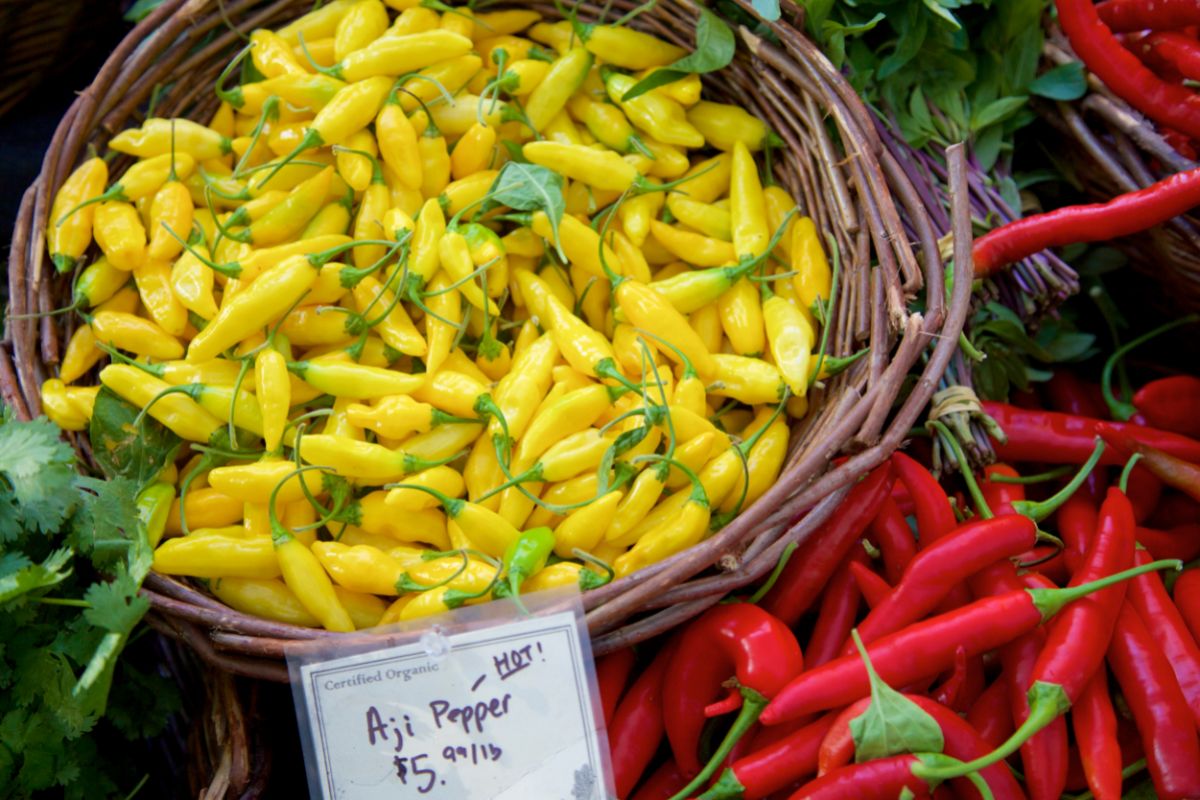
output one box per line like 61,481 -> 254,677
0,408 -> 179,798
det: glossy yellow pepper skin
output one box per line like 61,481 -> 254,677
649,220 -> 735,268
274,532 -> 355,631
524,141 -> 639,192
582,24 -> 686,69
211,577 -> 322,627
187,254 -> 320,362
41,379 -> 89,431
605,72 -> 704,149
290,359 -> 424,399
524,47 -> 593,132
615,279 -> 717,380
334,0 -> 389,61
255,347 -> 291,452
312,541 -> 405,595
553,490 -> 622,558
687,101 -> 780,152
791,216 -> 833,310
91,310 -> 183,360
207,459 -> 324,504
717,277 -> 766,357
93,201 -> 147,271
763,292 -> 815,397
730,140 -> 769,260
708,353 -> 786,406
110,118 -> 232,161
153,535 -> 282,579
327,30 -> 473,83
49,158 -> 107,272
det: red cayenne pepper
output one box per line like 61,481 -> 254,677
1108,603 -> 1200,799
784,754 -> 933,800
608,640 -> 677,798
816,694 -> 1027,800
1174,569 -> 1200,645
868,496 -> 917,584
891,452 -> 956,543
630,759 -> 688,800
1097,0 -> 1200,32
931,645 -> 986,713
761,463 -> 893,626
968,678 -> 1014,749
1126,547 -> 1200,726
696,713 -> 837,800
1137,523 -> 1200,563
760,560 -> 1175,725
1131,31 -> 1200,82
1060,0 -> 1200,138
847,560 -> 892,609
662,603 -> 803,792
595,647 -> 636,722
1133,375 -> 1200,437
1074,670 -> 1122,800
973,166 -> 1200,276
845,515 -> 1040,651
983,401 -> 1200,464
805,548 -> 866,668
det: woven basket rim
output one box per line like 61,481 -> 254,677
2,0 -> 973,676
1040,21 -> 1200,306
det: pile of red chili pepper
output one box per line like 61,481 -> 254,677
971,0 -> 1200,279
593,359 -> 1200,799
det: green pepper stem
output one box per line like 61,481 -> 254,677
233,95 -> 281,179
745,542 -> 799,605
1011,439 -> 1105,522
1119,452 -> 1143,494
1102,314 -> 1199,421
253,127 -> 324,190
990,466 -> 1074,485
214,43 -> 253,108
928,419 -> 992,520
665,688 -> 768,800
1032,559 -> 1183,620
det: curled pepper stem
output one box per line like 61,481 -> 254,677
1010,438 -> 1105,522
161,222 -> 242,278
396,549 -> 471,593
572,548 -> 615,589
214,43 -> 253,108
632,453 -> 709,508
745,541 -> 799,605
268,463 -> 336,543
1101,314 -> 1199,421
1119,452 -> 1144,494
665,687 -> 769,800
990,466 -> 1074,485
253,127 -> 324,190
233,95 -> 281,179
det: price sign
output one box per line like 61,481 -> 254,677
289,593 -> 613,799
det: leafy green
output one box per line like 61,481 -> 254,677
848,630 -> 945,762
621,8 -> 735,101
968,302 -> 1098,399
481,162 -> 567,259
1029,62 -> 1087,101
0,413 -> 178,797
88,388 -> 181,487
806,0 -> 1050,167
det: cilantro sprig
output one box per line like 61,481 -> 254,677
0,407 -> 179,797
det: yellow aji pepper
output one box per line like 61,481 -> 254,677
290,359 -> 424,399
687,101 -> 780,152
40,379 -> 88,431
376,91 -> 422,191
675,152 -> 731,204
326,29 -> 473,82
667,193 -> 731,241
438,230 -> 500,316
334,0 -> 389,61
90,310 -> 183,360
93,201 -> 146,271
255,347 -> 290,452
649,220 -> 735,268
581,25 -> 686,69
48,158 -> 107,272
164,488 -> 242,536
524,47 -> 593,132
211,577 -> 322,626
451,122 -> 497,180
385,465 -> 464,510
709,353 -> 786,404
730,140 -> 769,260
605,72 -> 704,149
250,28 -> 307,77
614,484 -> 710,577
187,254 -> 321,362
553,490 -> 622,558
352,275 -> 427,356
473,8 -> 540,36
720,417 -> 790,514
277,0 -> 356,43
133,259 -> 188,336
689,304 -> 724,360
606,463 -> 668,545
242,166 -> 334,246
396,54 -> 483,112
618,190 -> 663,247
615,278 -> 717,379
524,140 -> 639,193
299,434 -> 444,483
763,293 -> 815,397
717,277 -> 766,357
274,532 -> 355,631
515,271 -> 620,381
791,216 -> 833,310
153,534 -> 281,579
440,170 -> 500,218
335,129 -> 378,192
312,541 -> 404,595
109,117 -> 232,161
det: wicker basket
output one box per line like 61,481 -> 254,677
1041,25 -> 1200,311
2,0 -> 973,677
0,0 -> 109,119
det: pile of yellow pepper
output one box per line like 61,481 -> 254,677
40,0 -> 836,632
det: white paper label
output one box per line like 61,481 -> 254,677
295,609 -> 610,799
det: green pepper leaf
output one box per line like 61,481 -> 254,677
480,162 -> 566,260
88,388 -> 182,489
622,8 -> 735,101
848,629 -> 945,762
1029,62 -> 1087,101
970,96 -> 1027,132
